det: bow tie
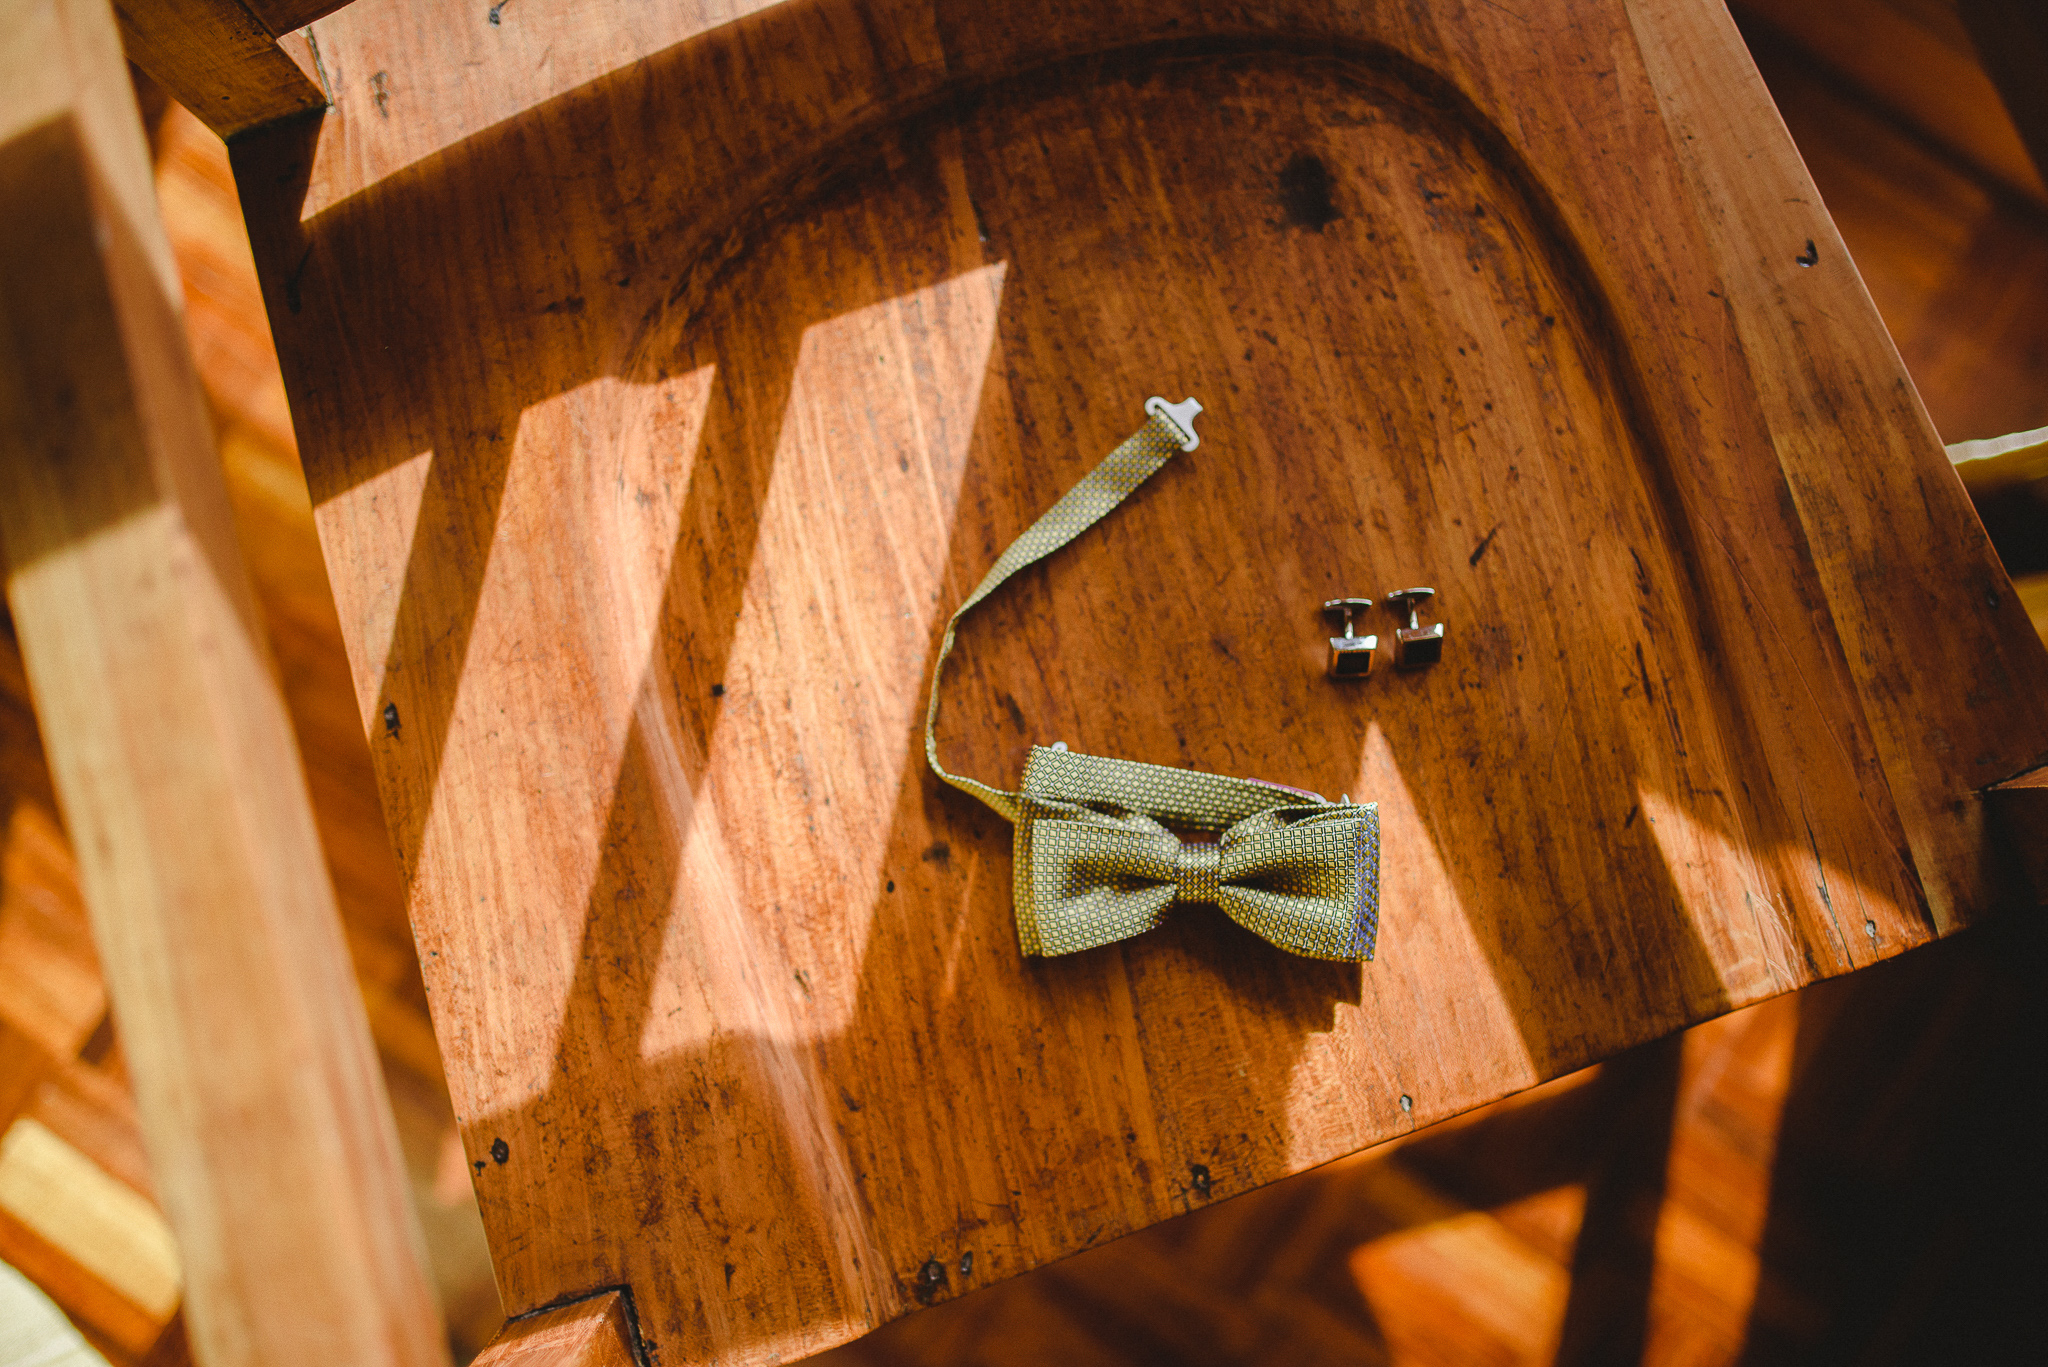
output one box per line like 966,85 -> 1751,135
923,402 -> 1382,963
1012,748 -> 1379,961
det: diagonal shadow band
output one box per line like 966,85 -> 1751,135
222,8 -> 1949,1362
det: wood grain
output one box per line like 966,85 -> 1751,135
814,902 -> 2048,1367
471,1293 -> 639,1367
0,1 -> 443,1364
242,0 -> 348,34
229,0 -> 2048,1361
1739,18 -> 2048,449
112,0 -> 327,141
0,83 -> 504,1362
1627,0 -> 2048,929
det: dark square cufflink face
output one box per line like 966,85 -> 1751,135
1329,633 -> 1378,677
1386,588 -> 1444,669
1323,598 -> 1377,679
1394,626 -> 1444,668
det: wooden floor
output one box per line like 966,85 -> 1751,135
1,15 -> 2045,1366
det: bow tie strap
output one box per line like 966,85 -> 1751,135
923,412 -> 1190,822
921,398 -> 1383,963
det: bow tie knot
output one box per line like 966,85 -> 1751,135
1173,840 -> 1222,905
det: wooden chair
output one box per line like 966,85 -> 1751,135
7,1 -> 2048,1365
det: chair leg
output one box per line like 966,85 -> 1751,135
0,2 -> 447,1363
472,1292 -> 640,1367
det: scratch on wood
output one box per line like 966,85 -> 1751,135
1801,803 -> 1853,967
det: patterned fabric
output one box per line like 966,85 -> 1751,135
925,408 -> 1380,961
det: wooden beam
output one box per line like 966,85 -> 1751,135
0,2 -> 447,1365
111,0 -> 329,141
471,1293 -> 640,1367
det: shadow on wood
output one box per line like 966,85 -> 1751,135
225,1 -> 2048,1361
815,906 -> 2048,1365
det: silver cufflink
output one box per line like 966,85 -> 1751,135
1322,598 -> 1377,679
1386,587 -> 1444,668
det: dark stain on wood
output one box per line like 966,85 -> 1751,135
1277,150 -> 1340,230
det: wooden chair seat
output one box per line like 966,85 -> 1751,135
118,0 -> 2048,1361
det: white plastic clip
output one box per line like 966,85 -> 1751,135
1145,395 -> 1203,452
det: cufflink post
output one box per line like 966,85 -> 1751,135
1386,587 -> 1444,668
1322,598 -> 1377,679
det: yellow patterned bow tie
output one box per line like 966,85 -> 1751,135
1016,747 -> 1379,960
925,399 -> 1380,962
